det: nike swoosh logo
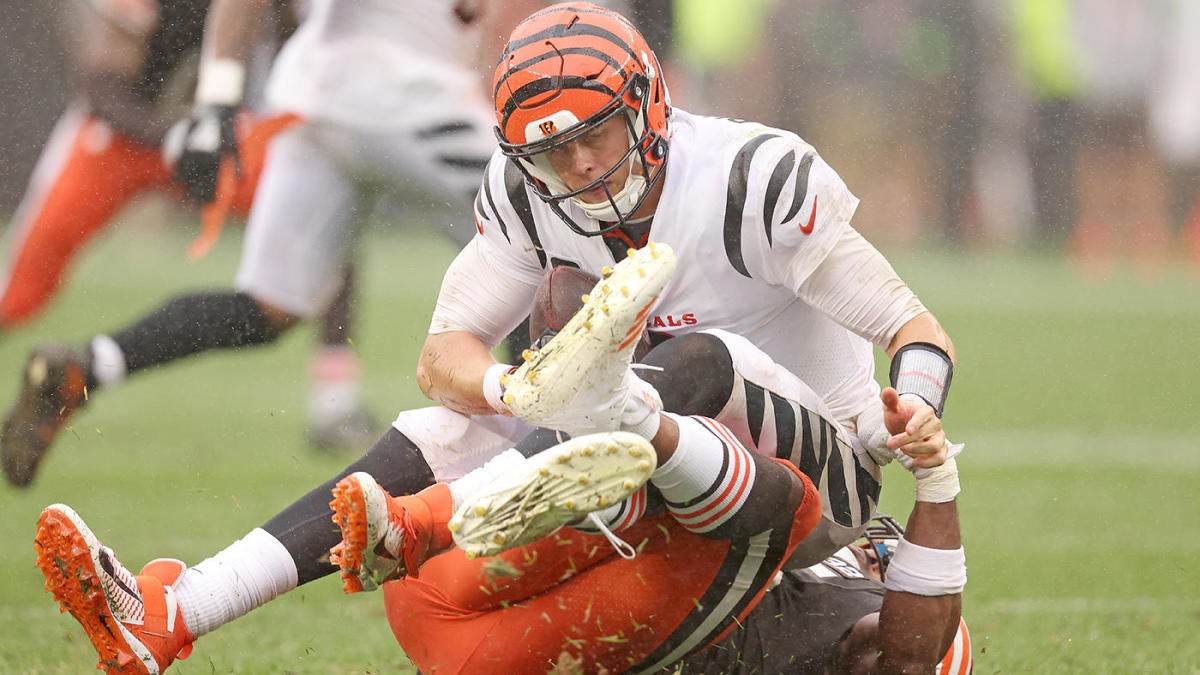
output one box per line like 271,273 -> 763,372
799,195 -> 818,235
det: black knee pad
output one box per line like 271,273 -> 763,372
640,333 -> 734,416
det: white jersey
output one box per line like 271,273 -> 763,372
266,0 -> 485,130
452,110 -> 925,425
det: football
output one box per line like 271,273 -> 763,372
529,265 -> 653,360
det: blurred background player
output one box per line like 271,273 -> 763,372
0,0 -> 542,486
0,0 -> 381,458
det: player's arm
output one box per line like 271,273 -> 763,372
170,0 -> 277,203
71,0 -> 175,144
839,409 -> 966,674
417,238 -> 538,416
795,226 -> 956,467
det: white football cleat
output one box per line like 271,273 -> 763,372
448,431 -> 657,559
502,242 -> 675,437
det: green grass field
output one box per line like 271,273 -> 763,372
0,211 -> 1197,673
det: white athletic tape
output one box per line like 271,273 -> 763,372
915,457 -> 960,503
483,363 -> 514,415
883,537 -> 967,596
196,58 -> 245,106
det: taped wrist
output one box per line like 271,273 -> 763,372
883,537 -> 967,596
889,342 -> 953,417
482,363 -> 515,415
915,457 -> 960,503
196,58 -> 246,107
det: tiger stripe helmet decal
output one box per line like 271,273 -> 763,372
492,2 -> 672,236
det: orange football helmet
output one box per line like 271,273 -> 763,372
493,2 -> 672,235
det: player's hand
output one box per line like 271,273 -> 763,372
168,105 -> 239,204
881,387 -> 947,469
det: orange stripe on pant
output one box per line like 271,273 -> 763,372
382,461 -> 821,674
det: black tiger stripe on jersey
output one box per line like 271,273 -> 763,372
855,457 -> 881,524
723,134 -> 779,278
763,150 -> 796,245
781,151 -> 816,224
503,160 -> 548,268
476,175 -> 510,243
438,155 -> 490,172
631,526 -> 795,673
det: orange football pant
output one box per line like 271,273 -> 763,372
383,460 -> 821,674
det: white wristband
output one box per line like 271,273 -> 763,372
915,457 -> 960,503
883,537 -> 967,596
196,58 -> 246,107
482,363 -> 514,416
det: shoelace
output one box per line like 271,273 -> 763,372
586,513 -> 637,560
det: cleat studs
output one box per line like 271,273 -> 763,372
584,321 -> 592,330
475,506 -> 488,516
638,268 -> 646,277
598,496 -> 610,507
607,444 -> 618,454
601,305 -> 610,314
499,373 -> 509,386
601,266 -> 614,276
623,480 -> 636,490
492,533 -> 506,545
565,500 -> 576,509
578,476 -> 589,485
582,293 -> 591,303
448,521 -> 461,532
502,392 -> 514,405
522,349 -> 534,361
558,454 -> 571,463
583,448 -> 594,457
621,286 -> 630,297
465,550 -> 478,560
627,247 -> 636,257
539,468 -> 550,476
638,461 -> 652,471
628,448 -> 641,457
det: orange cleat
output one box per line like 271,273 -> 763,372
328,473 -> 454,592
35,504 -> 195,674
2,344 -> 89,486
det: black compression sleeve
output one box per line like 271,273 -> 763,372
110,291 -> 281,374
262,427 -> 437,585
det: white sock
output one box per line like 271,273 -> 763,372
448,448 -> 527,510
308,347 -> 362,423
172,528 -> 298,637
89,335 -> 127,388
651,414 -> 756,534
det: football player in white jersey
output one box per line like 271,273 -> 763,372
29,3 -> 967,672
421,0 -> 959,565
1,0 -> 529,481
